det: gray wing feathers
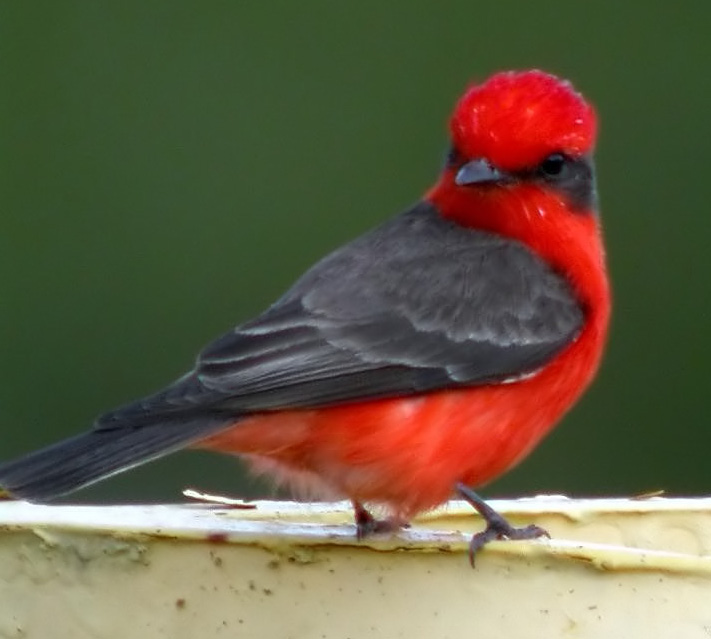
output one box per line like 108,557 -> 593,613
189,202 -> 583,409
102,202 -> 583,423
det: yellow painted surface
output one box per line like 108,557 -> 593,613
1,498 -> 710,638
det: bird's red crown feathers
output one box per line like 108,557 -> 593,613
451,70 -> 597,170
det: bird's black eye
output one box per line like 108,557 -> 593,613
539,153 -> 567,178
445,146 -> 465,167
532,153 -> 596,210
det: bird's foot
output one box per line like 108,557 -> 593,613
457,483 -> 549,567
352,501 -> 408,540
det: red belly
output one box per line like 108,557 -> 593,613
198,323 -> 603,520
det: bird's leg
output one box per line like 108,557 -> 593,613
456,483 -> 549,566
352,501 -> 408,540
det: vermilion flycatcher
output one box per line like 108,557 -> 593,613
0,70 -> 610,559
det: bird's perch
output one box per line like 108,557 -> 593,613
1,497 -> 710,638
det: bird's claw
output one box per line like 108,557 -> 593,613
468,521 -> 549,566
353,501 -> 408,540
456,482 -> 550,567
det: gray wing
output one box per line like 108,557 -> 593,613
99,201 -> 583,425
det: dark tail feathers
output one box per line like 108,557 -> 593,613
0,417 -> 231,502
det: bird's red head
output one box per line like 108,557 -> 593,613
450,70 -> 596,171
427,70 -> 606,310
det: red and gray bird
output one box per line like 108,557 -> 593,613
0,70 -> 610,557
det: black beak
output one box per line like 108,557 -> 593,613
455,159 -> 505,186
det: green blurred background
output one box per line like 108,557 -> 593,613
1,3 -> 708,503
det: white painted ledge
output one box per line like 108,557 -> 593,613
1,496 -> 710,638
